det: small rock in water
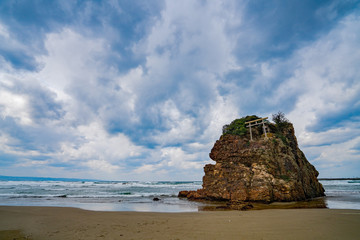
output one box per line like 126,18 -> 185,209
153,197 -> 160,201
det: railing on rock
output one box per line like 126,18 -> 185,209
245,117 -> 269,141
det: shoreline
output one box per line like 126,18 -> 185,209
1,206 -> 360,239
0,196 -> 330,212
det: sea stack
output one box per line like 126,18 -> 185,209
179,114 -> 325,203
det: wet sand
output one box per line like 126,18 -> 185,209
1,206 -> 360,239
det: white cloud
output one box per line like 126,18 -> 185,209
115,66 -> 143,122
301,125 -> 360,147
130,0 -> 243,105
0,90 -> 32,125
150,100 -> 197,145
133,145 -> 205,180
36,28 -> 110,100
0,21 -> 42,62
83,159 -> 120,173
59,121 -> 144,163
304,135 -> 360,177
287,14 -> 360,135
32,27 -> 139,128
0,27 -> 147,178
0,22 -> 9,38
16,160 -> 50,168
160,146 -> 202,169
134,164 -> 157,174
125,0 -> 244,145
144,0 -> 240,74
279,14 -> 360,176
195,94 -> 240,146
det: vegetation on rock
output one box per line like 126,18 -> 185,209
221,112 -> 294,146
222,112 -> 291,139
222,115 -> 260,136
272,111 -> 291,132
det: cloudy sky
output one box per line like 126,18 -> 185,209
0,0 -> 359,181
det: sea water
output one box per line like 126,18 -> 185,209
0,178 -> 205,212
0,177 -> 359,212
320,179 -> 360,210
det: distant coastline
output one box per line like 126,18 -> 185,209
318,178 -> 360,180
0,175 -> 99,182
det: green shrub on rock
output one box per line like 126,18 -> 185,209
222,115 -> 259,136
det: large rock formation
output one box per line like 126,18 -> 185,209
179,115 -> 325,203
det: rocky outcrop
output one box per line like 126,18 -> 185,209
179,118 -> 325,203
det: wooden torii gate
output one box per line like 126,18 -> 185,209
245,117 -> 268,141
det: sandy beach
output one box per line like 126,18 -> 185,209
0,206 -> 359,239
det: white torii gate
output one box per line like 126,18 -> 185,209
245,117 -> 268,141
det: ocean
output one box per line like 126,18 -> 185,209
320,179 -> 360,210
0,176 -> 359,212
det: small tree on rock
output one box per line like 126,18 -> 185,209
272,111 -> 290,132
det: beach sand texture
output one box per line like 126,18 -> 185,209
1,206 -> 360,240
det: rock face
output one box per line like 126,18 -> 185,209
180,119 -> 325,203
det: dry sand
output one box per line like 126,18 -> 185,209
1,206 -> 360,240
